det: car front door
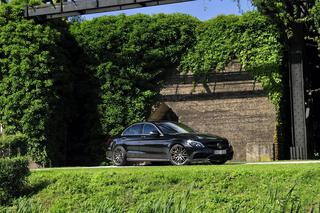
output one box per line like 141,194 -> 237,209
139,123 -> 170,160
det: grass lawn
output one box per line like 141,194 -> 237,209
2,163 -> 320,212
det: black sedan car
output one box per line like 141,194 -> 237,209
106,122 -> 233,166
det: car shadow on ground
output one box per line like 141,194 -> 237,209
130,161 -> 246,166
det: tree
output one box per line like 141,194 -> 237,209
312,0 -> 320,51
250,0 -> 320,159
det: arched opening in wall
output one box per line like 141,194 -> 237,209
148,102 -> 179,122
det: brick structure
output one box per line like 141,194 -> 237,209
149,63 -> 277,161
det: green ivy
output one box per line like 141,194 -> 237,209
70,14 -> 199,138
180,12 -> 283,106
0,5 -> 73,166
0,4 -> 290,164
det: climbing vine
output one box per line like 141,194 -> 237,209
180,11 -> 283,107
0,2 -> 288,164
0,4 -> 74,165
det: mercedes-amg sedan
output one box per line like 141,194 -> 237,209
106,121 -> 233,166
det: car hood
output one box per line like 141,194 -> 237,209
173,133 -> 227,142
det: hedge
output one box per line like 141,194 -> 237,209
0,157 -> 29,205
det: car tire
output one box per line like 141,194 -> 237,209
112,146 -> 127,166
169,144 -> 190,165
209,159 -> 227,165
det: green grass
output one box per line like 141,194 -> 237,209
2,163 -> 320,212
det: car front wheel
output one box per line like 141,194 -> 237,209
112,146 -> 127,166
169,144 -> 190,165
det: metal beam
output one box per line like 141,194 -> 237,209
289,51 -> 308,159
289,24 -> 308,160
25,0 -> 194,19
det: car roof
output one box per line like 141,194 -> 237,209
151,121 -> 178,124
128,121 -> 177,126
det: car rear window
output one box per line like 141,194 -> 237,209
122,124 -> 143,136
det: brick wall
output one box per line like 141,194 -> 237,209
156,65 -> 276,161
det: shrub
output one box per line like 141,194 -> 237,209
0,134 -> 28,158
0,157 -> 29,205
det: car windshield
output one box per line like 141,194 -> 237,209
156,122 -> 195,134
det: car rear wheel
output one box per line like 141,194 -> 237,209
170,144 -> 189,165
112,146 -> 127,166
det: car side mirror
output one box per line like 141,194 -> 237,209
149,131 -> 160,137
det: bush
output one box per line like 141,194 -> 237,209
0,157 -> 29,205
0,134 -> 28,158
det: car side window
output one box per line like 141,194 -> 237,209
122,124 -> 143,136
142,124 -> 158,135
157,123 -> 178,134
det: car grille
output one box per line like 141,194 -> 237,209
205,140 -> 229,150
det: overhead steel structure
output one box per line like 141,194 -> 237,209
24,0 -> 194,19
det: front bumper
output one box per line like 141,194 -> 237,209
188,147 -> 234,161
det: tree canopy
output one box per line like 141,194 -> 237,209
250,1 -> 315,38
312,0 -> 320,51
250,0 -> 320,58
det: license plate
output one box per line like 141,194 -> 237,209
214,150 -> 227,155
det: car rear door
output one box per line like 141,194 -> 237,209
121,124 -> 144,159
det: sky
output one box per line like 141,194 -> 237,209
84,0 -> 255,21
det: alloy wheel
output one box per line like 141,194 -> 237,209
112,146 -> 127,166
170,144 -> 189,165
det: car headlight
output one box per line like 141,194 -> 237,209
217,142 -> 224,149
187,140 -> 205,148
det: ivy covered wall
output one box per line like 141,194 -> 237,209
1,2 -> 312,165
